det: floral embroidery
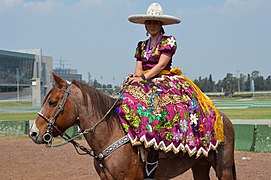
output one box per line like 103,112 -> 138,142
167,36 -> 176,47
146,124 -> 152,132
122,123 -> 129,132
179,119 -> 188,132
190,113 -> 198,126
173,129 -> 183,142
142,50 -> 147,59
205,131 -> 211,144
137,105 -> 168,123
166,132 -> 174,141
187,132 -> 195,146
190,98 -> 198,110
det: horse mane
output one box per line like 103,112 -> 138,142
71,80 -> 117,119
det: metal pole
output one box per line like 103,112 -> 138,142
16,68 -> 20,101
236,70 -> 240,92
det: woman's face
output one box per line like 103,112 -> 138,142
145,20 -> 162,36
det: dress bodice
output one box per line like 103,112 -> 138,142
134,35 -> 177,71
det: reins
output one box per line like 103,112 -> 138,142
79,76 -> 130,135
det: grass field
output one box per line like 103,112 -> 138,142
0,101 -> 36,120
219,108 -> 271,119
0,101 -> 32,108
0,112 -> 37,120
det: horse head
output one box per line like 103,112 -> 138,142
29,73 -> 78,144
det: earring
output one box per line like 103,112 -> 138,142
146,31 -> 149,37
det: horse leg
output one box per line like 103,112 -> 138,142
191,157 -> 211,180
94,145 -> 144,180
212,114 -> 236,180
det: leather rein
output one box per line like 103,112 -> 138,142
37,81 -> 130,163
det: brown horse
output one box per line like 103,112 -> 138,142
29,73 -> 236,180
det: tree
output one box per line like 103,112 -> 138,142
220,73 -> 237,94
254,75 -> 265,91
251,70 -> 260,80
193,74 -> 216,92
207,74 -> 216,92
265,76 -> 271,90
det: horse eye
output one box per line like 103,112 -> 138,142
49,99 -> 57,107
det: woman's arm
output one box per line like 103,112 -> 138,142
134,61 -> 143,76
144,54 -> 171,79
128,54 -> 171,83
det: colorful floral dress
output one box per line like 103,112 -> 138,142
117,35 -> 224,158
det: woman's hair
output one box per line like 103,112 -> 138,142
161,27 -> 165,34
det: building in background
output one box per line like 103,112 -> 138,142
53,67 -> 82,82
0,49 -> 35,93
0,48 -> 52,107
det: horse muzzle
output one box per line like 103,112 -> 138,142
29,131 -> 45,144
29,121 -> 46,144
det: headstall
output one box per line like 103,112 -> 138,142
38,81 -> 72,144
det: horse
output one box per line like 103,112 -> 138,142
29,73 -> 236,180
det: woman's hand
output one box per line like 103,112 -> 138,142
127,74 -> 144,84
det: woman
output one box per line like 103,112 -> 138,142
117,3 -> 224,179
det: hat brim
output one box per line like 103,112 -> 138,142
128,14 -> 181,25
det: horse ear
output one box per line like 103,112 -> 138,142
52,72 -> 66,88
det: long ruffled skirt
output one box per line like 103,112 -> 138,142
117,74 -> 224,158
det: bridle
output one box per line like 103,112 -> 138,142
37,80 -> 131,164
38,81 -> 72,144
37,81 -> 98,157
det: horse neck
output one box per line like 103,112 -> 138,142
84,115 -> 125,153
71,84 -> 125,153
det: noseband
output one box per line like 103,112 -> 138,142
38,81 -> 72,143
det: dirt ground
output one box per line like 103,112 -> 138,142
0,136 -> 270,180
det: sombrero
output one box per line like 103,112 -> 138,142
128,3 -> 181,25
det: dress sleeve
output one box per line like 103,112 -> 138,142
134,41 -> 143,61
160,36 -> 177,57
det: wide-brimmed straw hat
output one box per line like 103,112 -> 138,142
128,3 -> 181,25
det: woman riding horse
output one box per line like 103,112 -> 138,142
118,3 -> 224,179
29,3 -> 235,180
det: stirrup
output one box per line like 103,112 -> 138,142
145,160 -> 158,177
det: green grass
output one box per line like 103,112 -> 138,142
0,101 -> 37,120
0,101 -> 32,108
0,112 -> 37,120
220,108 -> 271,119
